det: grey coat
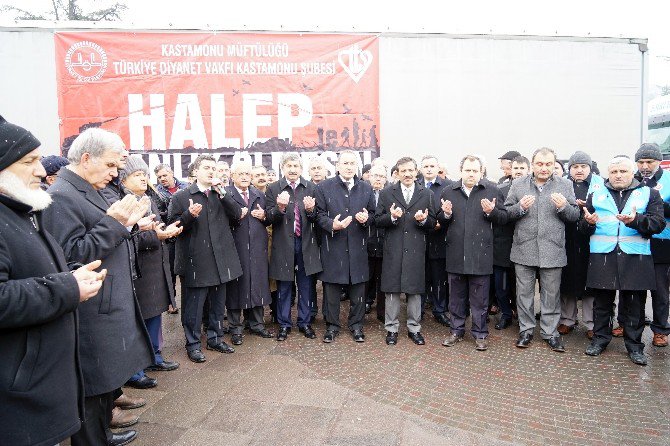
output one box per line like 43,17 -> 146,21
504,174 -> 580,268
42,168 -> 154,397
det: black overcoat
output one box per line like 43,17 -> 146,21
419,177 -> 452,259
366,189 -> 385,258
315,175 -> 376,284
375,183 -> 436,294
168,183 -> 243,288
0,195 -> 84,446
560,175 -> 593,296
438,181 -> 508,276
226,186 -> 272,309
265,177 -> 322,281
128,190 -> 174,319
635,168 -> 670,264
493,182 -> 515,268
579,179 -> 665,290
42,168 -> 154,397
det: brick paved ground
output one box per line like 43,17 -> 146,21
110,288 -> 670,446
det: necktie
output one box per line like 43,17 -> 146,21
404,188 -> 411,205
242,190 -> 249,205
290,182 -> 301,237
204,189 -> 210,197
374,190 -> 379,207
426,181 -> 433,189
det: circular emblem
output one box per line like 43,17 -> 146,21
65,41 -> 107,82
633,190 -> 642,197
655,184 -> 663,191
592,184 -> 601,191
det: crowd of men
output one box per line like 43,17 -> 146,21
2,113 -> 670,446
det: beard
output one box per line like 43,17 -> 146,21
0,170 -> 53,211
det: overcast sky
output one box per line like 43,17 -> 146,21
4,0 -> 670,86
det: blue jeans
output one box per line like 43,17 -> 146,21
277,237 -> 314,329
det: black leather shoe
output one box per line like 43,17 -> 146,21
516,332 -> 533,348
544,336 -> 566,353
124,376 -> 157,389
585,343 -> 605,356
629,351 -> 648,366
146,360 -> 179,372
495,317 -> 513,330
376,315 -> 384,323
250,328 -> 274,338
277,327 -> 290,341
231,334 -> 243,345
434,313 -> 450,327
365,303 -> 372,314
323,330 -> 338,343
385,331 -> 398,345
408,331 -> 425,345
206,341 -> 235,353
299,325 -> 317,339
352,329 -> 365,342
187,349 -> 206,363
108,429 -> 137,446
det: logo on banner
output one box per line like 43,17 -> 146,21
338,43 -> 372,83
65,41 -> 107,82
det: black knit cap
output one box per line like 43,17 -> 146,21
634,143 -> 662,162
0,115 -> 41,171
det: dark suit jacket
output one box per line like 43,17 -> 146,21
0,194 -> 84,446
315,175 -> 376,284
265,177 -> 322,281
42,168 -> 154,397
168,182 -> 243,288
419,177 -> 452,259
375,182 -> 436,294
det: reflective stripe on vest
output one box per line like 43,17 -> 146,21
651,170 -> 670,240
590,186 -> 651,255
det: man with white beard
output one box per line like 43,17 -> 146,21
0,116 -> 106,446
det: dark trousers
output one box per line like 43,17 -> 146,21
493,266 -> 514,320
70,391 -> 115,446
323,282 -> 366,332
182,284 -> 227,351
651,263 -> 670,335
145,314 -> 163,364
593,289 -> 647,353
228,306 -> 265,334
448,273 -> 490,338
365,256 -> 384,319
427,258 -> 449,316
277,237 -> 313,328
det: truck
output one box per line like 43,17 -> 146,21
0,22 -> 649,180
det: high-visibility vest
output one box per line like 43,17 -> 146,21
586,174 -> 605,196
651,170 -> 670,240
590,185 -> 651,255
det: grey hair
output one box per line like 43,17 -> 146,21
608,156 -> 636,171
280,152 -> 303,168
67,128 -> 125,165
230,160 -> 253,173
153,163 -> 172,174
338,149 -> 359,164
309,156 -> 326,167
421,154 -> 439,164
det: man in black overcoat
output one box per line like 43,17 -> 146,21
0,117 -> 105,446
226,161 -> 274,345
375,157 -> 436,346
315,150 -> 376,343
365,164 -> 387,321
168,155 -> 246,363
439,155 -> 507,351
265,153 -> 322,341
42,128 -> 154,446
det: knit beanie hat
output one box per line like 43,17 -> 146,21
0,115 -> 41,171
567,151 -> 592,169
118,155 -> 149,183
634,143 -> 662,162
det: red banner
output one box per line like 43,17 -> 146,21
54,31 -> 379,177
